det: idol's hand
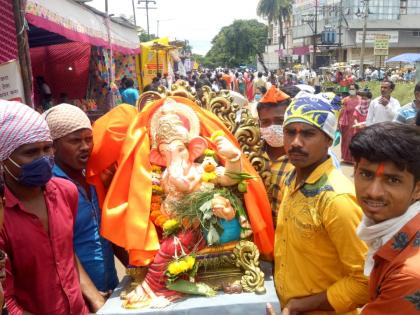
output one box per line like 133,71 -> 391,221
214,136 -> 241,161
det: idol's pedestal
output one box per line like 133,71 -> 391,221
98,262 -> 280,315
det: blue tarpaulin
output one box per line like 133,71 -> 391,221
385,53 -> 420,63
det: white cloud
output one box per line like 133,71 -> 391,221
89,0 -> 263,55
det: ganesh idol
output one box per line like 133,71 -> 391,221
86,96 -> 274,308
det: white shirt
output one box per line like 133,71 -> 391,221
366,96 -> 400,126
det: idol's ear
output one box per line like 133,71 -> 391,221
188,137 -> 208,162
150,148 -> 167,167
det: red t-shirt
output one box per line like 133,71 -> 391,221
0,178 -> 88,315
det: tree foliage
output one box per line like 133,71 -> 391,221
204,19 -> 267,68
257,0 -> 292,49
139,30 -> 158,42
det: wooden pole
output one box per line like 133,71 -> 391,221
12,0 -> 33,106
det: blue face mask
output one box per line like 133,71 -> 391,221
5,156 -> 54,187
255,94 -> 262,101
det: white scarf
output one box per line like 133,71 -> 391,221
357,201 -> 420,276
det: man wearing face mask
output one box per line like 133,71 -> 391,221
257,85 -> 291,225
0,101 -> 88,315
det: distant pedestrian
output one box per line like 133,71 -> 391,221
253,72 -> 266,95
244,72 -> 254,101
353,90 -> 372,132
394,82 -> 420,124
339,83 -> 361,164
121,78 -> 139,106
36,76 -> 53,111
366,81 -> 400,126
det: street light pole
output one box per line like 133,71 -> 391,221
359,0 -> 369,80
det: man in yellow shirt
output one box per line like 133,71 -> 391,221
272,94 -> 369,314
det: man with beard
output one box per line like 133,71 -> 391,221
350,123 -> 420,314
44,104 -> 119,312
270,96 -> 369,315
0,100 -> 88,314
256,85 -> 291,225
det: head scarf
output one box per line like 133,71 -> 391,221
284,92 -> 340,139
260,85 -> 290,104
43,104 -> 92,140
0,100 -> 51,161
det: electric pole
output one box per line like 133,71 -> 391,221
312,0 -> 318,69
105,0 -> 108,14
138,0 -> 157,38
359,0 -> 369,80
338,0 -> 343,62
131,0 -> 137,26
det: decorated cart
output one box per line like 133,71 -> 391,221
89,83 -> 277,313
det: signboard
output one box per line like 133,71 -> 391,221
374,34 -> 390,56
356,31 -> 398,44
0,60 -> 24,102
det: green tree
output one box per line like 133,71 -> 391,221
191,53 -> 205,66
257,0 -> 292,50
204,19 -> 267,68
139,30 -> 158,42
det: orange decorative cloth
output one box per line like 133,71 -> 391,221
87,97 -> 274,266
260,85 -> 290,104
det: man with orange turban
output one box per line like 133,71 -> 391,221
256,85 -> 292,225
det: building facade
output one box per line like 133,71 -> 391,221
269,0 -> 420,68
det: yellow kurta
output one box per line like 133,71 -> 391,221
263,151 -> 293,226
274,158 -> 369,314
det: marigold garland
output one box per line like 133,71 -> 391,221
166,255 -> 196,277
150,165 -> 169,227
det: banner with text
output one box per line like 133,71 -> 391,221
0,60 -> 24,102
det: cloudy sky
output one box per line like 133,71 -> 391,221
89,0 -> 263,55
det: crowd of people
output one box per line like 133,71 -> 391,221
0,62 -> 419,315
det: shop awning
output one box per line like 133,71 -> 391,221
385,53 -> 420,63
25,0 -> 140,54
